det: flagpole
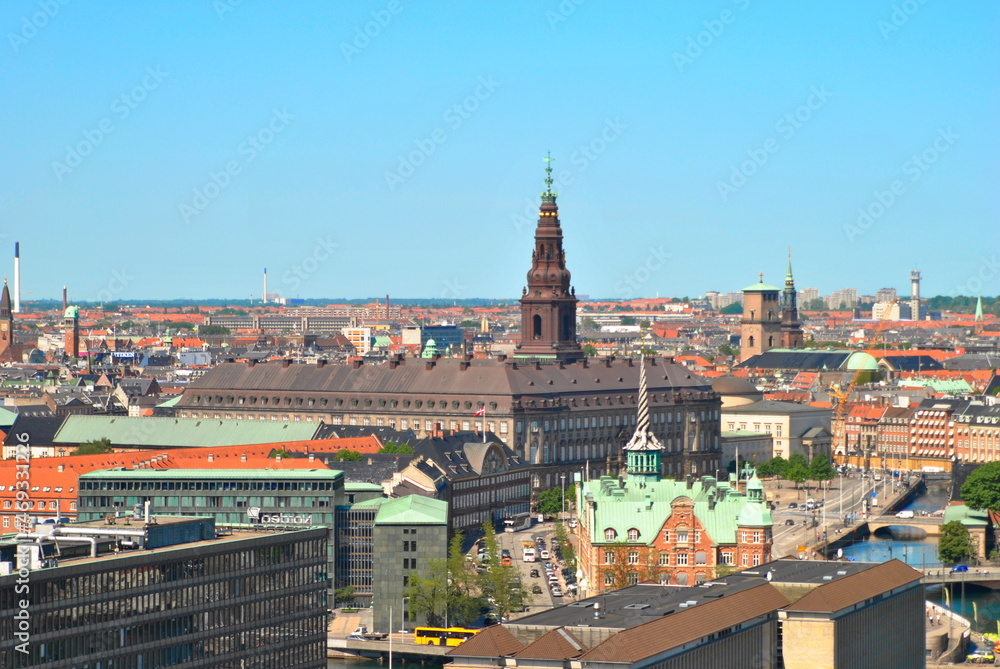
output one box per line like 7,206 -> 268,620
483,402 -> 487,443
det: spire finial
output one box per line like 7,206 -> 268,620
786,248 -> 794,283
541,152 -> 557,203
758,272 -> 764,284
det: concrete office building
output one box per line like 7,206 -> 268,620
0,516 -> 328,668
75,468 -> 382,595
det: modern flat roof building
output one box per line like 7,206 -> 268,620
0,516 -> 328,668
448,558 -> 924,669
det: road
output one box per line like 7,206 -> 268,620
768,473 -> 916,557
487,523 -> 576,615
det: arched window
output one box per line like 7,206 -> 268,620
627,528 -> 640,541
604,528 -> 617,541
748,336 -> 755,347
533,314 -> 542,339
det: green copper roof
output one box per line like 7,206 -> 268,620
0,408 -> 17,426
345,482 -> 384,492
54,416 -> 320,448
64,305 -> 79,318
374,495 -> 448,525
79,468 -> 343,481
742,281 -> 781,292
844,351 -> 879,371
580,474 -> 772,547
156,395 -> 182,408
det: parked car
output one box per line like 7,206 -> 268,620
532,584 -> 542,594
529,569 -> 540,578
788,502 -> 798,509
551,587 -> 563,597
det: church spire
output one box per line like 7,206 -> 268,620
786,247 -> 794,283
0,278 -> 11,317
516,155 -> 582,362
975,295 -> 984,322
624,357 -> 663,482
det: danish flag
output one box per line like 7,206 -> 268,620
473,407 -> 486,416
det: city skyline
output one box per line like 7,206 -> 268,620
3,2 -> 997,301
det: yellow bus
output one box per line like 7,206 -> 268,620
413,627 -> 479,646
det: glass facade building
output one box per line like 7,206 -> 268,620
0,519 -> 328,669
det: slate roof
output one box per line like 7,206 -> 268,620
52,415 -> 320,448
411,432 -> 528,481
179,357 -> 713,411
725,399 -> 829,415
313,424 -> 415,443
738,350 -> 854,371
879,355 -> 944,372
782,559 -> 921,613
331,453 -> 414,484
2,415 -> 65,446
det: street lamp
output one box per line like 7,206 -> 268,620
561,474 -> 566,521
401,595 -> 410,634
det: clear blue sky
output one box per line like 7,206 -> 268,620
2,1 -> 997,302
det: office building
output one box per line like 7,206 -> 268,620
0,516 -> 328,668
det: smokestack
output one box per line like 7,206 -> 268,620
13,242 -> 20,314
909,270 -> 921,320
262,267 -> 268,304
386,294 -> 389,321
62,286 -> 67,312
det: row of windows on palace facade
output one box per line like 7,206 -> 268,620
601,529 -> 772,543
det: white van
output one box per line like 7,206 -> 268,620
895,510 -> 914,519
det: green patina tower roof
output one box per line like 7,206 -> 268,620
374,495 -> 448,525
420,338 -> 439,358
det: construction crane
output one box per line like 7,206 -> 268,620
830,298 -> 899,467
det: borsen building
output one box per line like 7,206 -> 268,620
176,164 -> 722,485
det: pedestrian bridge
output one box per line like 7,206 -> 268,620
867,515 -> 943,537
921,566 -> 1000,589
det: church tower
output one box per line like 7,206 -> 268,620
740,274 -> 781,362
0,280 -> 14,361
516,155 -> 583,362
623,357 -> 663,484
780,249 -> 804,348
64,305 -> 80,359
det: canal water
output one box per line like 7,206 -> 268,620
329,659 -> 425,669
838,480 -> 1000,631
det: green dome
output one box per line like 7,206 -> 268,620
64,305 -> 79,319
420,338 -> 440,359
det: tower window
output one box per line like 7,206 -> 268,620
533,314 -> 542,339
748,336 -> 755,347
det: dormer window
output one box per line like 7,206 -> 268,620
627,528 -> 639,541
604,528 -> 617,541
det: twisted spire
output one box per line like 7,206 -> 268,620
624,357 -> 662,452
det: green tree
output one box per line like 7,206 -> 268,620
332,449 -> 363,462
620,316 -> 636,325
405,559 -> 450,627
580,317 -> 599,330
756,456 -> 787,479
583,343 -> 598,357
73,438 -> 113,455
270,448 -> 292,459
718,343 -> 739,358
553,522 -> 576,570
333,585 -> 356,608
476,520 -> 529,620
199,324 -> 231,335
784,453 -> 809,496
938,521 -> 973,564
378,441 -> 414,454
960,461 -> 1000,512
808,454 -> 836,489
445,532 -> 481,627
536,485 -> 575,517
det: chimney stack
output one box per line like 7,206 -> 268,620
62,285 -> 67,312
262,267 -> 268,304
13,242 -> 20,314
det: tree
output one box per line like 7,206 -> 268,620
73,438 -> 113,456
332,449 -> 363,461
536,485 -> 575,517
270,448 -> 292,459
620,316 -> 636,325
960,461 -> 1000,512
580,317 -> 598,330
445,532 -> 481,627
718,343 -> 739,358
784,454 -> 809,496
333,585 -> 356,608
598,540 -> 668,592
808,454 -> 836,489
405,559 -> 450,627
476,520 -> 529,620
756,456 -> 787,479
199,325 -> 231,336
378,441 -> 414,454
938,521 -> 973,564
583,343 -> 598,357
